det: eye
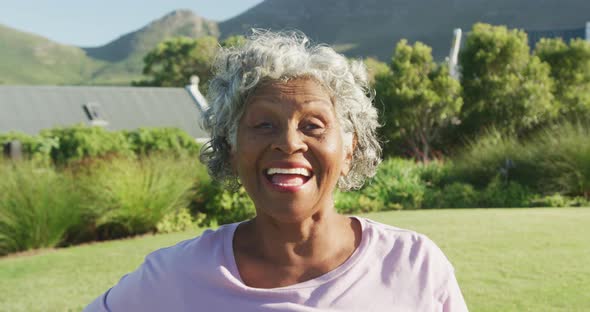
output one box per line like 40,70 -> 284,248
301,122 -> 325,133
303,123 -> 320,130
254,121 -> 274,129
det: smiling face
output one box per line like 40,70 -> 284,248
232,78 -> 353,223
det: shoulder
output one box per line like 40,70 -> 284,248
84,223 -> 239,311
358,217 -> 456,295
141,222 -> 240,279
145,223 -> 233,268
361,217 -> 451,261
361,217 -> 453,269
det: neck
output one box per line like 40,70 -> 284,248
241,209 -> 353,265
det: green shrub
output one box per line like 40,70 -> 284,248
479,176 -> 532,208
334,191 -> 382,214
0,132 -> 57,163
424,182 -> 479,208
125,127 -> 200,156
189,165 -> 221,225
567,197 -> 590,207
40,125 -> 132,165
334,191 -> 360,214
0,160 -> 85,255
529,193 -> 571,207
419,160 -> 454,188
450,123 -> 590,199
200,187 -> 256,226
2,126 -> 200,165
79,155 -> 199,239
535,123 -> 590,199
452,129 -> 541,189
156,208 -> 195,234
362,158 -> 426,210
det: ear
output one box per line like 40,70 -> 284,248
341,133 -> 357,176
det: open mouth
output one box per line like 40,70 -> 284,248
264,167 -> 313,187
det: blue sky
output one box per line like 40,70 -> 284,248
0,0 -> 264,47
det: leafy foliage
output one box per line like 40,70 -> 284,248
156,208 -> 196,234
0,153 -> 205,254
479,177 -> 532,208
452,122 -> 590,199
134,36 -> 219,88
125,127 -> 200,156
199,186 -> 256,226
451,128 -> 539,189
40,125 -> 132,165
535,38 -> 590,121
363,57 -> 391,85
0,132 -> 57,163
80,155 -> 199,239
459,23 -> 556,138
334,190 -> 382,214
0,161 -> 84,255
2,125 -> 201,165
220,35 -> 246,48
535,123 -> 590,198
424,182 -> 478,208
375,40 -> 462,161
361,158 -> 428,210
529,193 -> 589,208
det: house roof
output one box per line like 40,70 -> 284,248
0,85 -> 208,139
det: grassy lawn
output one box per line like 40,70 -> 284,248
1,208 -> 589,311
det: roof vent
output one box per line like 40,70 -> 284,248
83,102 -> 109,127
185,75 -> 209,112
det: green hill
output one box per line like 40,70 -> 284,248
0,24 -> 105,85
84,10 -> 219,63
85,10 -> 219,85
0,10 -> 219,85
2,1 -> 589,85
220,0 -> 590,60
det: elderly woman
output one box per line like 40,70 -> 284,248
85,31 -> 468,311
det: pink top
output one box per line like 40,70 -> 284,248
85,217 -> 468,311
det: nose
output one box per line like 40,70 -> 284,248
271,124 -> 308,154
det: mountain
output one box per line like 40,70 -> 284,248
220,0 -> 590,60
0,24 -> 104,85
82,10 -> 219,85
84,10 -> 219,63
0,10 -> 218,85
2,1 -> 590,85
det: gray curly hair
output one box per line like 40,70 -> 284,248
200,30 -> 381,191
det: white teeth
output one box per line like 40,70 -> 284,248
267,168 -> 311,176
275,182 -> 303,187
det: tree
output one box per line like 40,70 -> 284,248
535,38 -> 590,121
364,57 -> 390,85
220,35 -> 246,49
134,36 -> 219,89
375,40 -> 462,162
459,23 -> 556,138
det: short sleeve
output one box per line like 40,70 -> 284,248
83,287 -> 114,312
82,252 -> 172,311
440,271 -> 469,312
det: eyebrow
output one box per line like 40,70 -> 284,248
245,98 -> 334,115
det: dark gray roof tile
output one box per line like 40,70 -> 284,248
0,86 -> 208,139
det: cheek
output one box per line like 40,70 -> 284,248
316,136 -> 347,174
234,133 -> 266,173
